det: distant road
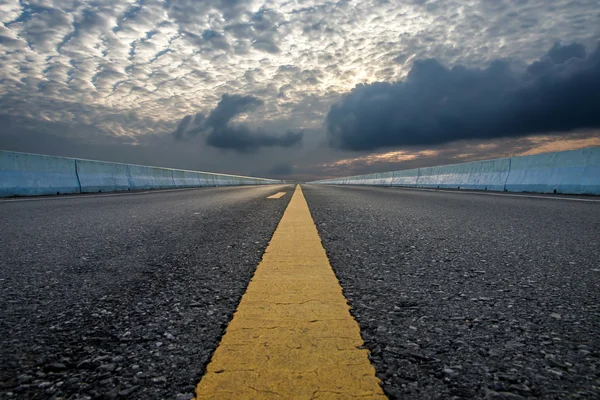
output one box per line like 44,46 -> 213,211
1,184 -> 598,399
303,184 -> 599,399
0,185 -> 293,399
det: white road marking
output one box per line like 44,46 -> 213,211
267,192 -> 287,199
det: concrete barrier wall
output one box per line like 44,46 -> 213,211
76,159 -> 131,193
505,147 -> 600,194
1,150 -> 282,197
127,165 -> 175,191
173,170 -> 213,188
391,169 -> 420,187
0,151 -> 80,196
418,158 -> 510,191
312,146 -> 600,195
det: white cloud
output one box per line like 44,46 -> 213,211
0,0 -> 599,174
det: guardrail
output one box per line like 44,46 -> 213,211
0,150 -> 282,197
310,146 -> 600,195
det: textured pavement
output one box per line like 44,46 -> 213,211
302,185 -> 600,400
2,184 -> 599,400
0,185 -> 293,399
196,186 -> 384,399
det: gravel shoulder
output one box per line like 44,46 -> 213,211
303,184 -> 600,400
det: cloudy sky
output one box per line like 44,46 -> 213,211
0,0 -> 599,180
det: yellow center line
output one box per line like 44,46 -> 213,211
196,185 -> 386,399
267,192 -> 287,199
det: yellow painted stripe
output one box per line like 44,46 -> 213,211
267,192 -> 287,199
196,185 -> 386,399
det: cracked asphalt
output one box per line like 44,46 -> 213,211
302,184 -> 600,400
0,185 -> 293,399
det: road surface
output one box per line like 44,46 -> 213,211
1,184 -> 598,399
0,185 -> 293,399
303,185 -> 600,399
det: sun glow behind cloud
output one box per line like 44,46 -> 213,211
322,149 -> 442,168
317,133 -> 600,178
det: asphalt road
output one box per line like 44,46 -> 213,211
302,185 -> 600,400
2,184 -> 599,400
0,185 -> 293,399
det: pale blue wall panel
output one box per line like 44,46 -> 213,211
312,147 -> 599,195
0,151 -> 79,196
1,151 -> 282,197
76,159 -> 130,193
505,147 -> 600,194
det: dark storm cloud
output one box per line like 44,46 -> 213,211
206,126 -> 302,153
173,94 -> 303,152
326,42 -> 600,151
172,113 -> 206,140
205,94 -> 263,127
268,163 -> 294,176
